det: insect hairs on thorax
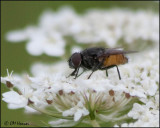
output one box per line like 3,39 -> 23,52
80,48 -> 105,69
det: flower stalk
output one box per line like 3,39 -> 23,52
90,119 -> 100,127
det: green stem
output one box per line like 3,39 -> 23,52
29,104 -> 73,120
90,119 -> 100,127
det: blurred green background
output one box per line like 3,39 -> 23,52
1,1 -> 159,127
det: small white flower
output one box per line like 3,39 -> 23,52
2,91 -> 28,109
30,61 -> 69,77
49,119 -> 69,126
63,101 -> 89,121
26,31 -> 65,56
127,102 -> 159,127
74,107 -> 89,121
24,106 -> 38,113
1,69 -> 14,84
6,30 -> 28,43
128,103 -> 144,119
6,7 -> 159,57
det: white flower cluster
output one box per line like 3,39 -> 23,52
1,48 -> 159,127
6,6 -> 159,56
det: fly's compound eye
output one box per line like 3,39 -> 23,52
69,53 -> 82,68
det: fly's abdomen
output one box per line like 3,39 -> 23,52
103,54 -> 128,67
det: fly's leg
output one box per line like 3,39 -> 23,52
88,70 -> 95,79
115,65 -> 121,80
68,68 -> 86,79
74,67 -> 80,79
77,69 -> 86,78
67,68 -> 77,78
106,69 -> 108,77
106,65 -> 121,80
88,58 -> 105,79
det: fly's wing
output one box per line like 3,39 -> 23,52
106,49 -> 137,54
99,48 -> 137,58
108,47 -> 123,50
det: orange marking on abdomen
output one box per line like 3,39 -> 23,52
103,54 -> 128,67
